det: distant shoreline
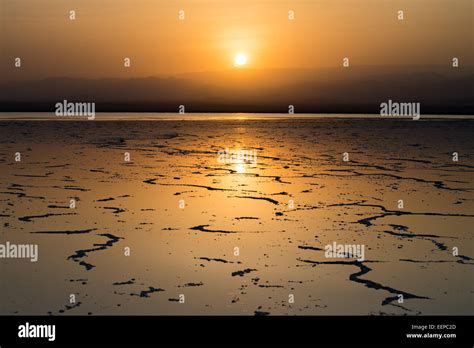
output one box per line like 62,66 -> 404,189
1,104 -> 472,115
0,112 -> 473,121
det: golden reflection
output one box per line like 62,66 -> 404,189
235,163 -> 246,173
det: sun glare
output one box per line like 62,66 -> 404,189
234,53 -> 247,67
235,163 -> 246,173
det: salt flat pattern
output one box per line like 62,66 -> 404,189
0,117 -> 473,315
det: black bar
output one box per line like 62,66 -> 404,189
0,315 -> 471,346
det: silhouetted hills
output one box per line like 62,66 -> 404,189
1,66 -> 472,114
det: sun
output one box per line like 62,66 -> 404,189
234,53 -> 247,67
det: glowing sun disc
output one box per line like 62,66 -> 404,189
234,53 -> 247,67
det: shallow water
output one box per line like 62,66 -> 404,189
0,115 -> 473,315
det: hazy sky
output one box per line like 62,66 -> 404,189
1,0 -> 472,79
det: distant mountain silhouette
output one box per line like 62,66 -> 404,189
1,66 -> 472,114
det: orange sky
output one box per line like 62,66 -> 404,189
1,0 -> 472,79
